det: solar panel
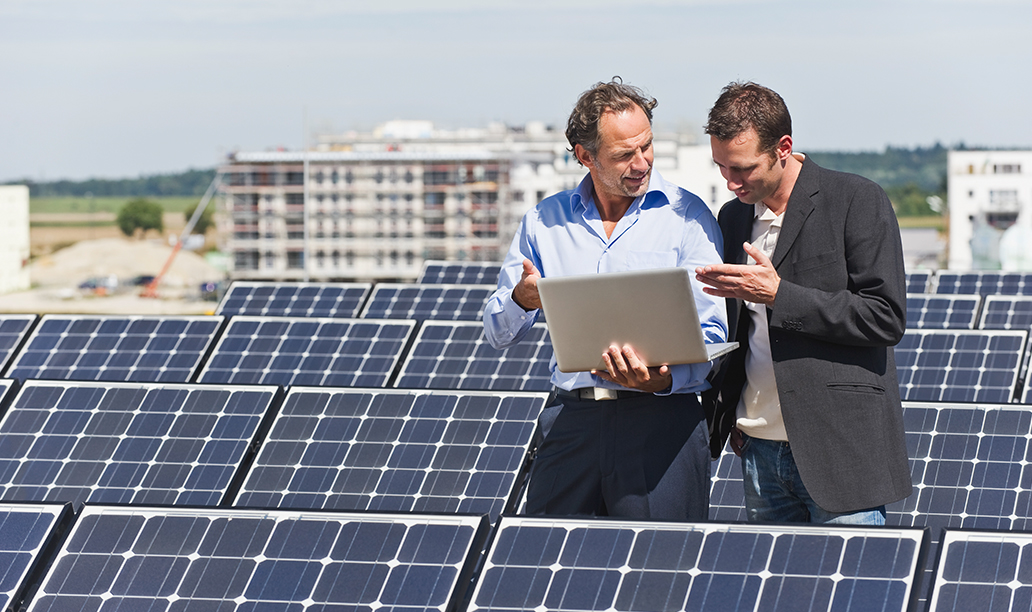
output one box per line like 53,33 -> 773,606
708,444 -> 748,523
934,271 -> 1032,296
895,330 -> 1027,403
417,260 -> 502,284
907,294 -> 981,329
5,315 -> 223,383
906,270 -> 933,294
26,506 -> 487,612
197,316 -> 414,387
394,321 -> 553,391
0,502 -> 68,612
215,281 -> 372,317
0,314 -> 36,374
234,387 -> 545,519
0,381 -> 279,508
929,529 -> 1032,612
979,295 -> 1032,330
469,516 -> 926,612
360,283 -> 494,320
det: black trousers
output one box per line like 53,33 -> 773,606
525,391 -> 710,521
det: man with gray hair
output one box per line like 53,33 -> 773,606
484,78 -> 727,520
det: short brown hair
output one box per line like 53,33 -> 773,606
704,81 -> 791,156
566,77 -> 657,161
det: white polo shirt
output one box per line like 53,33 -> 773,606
735,201 -> 788,441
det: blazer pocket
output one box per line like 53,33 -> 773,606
826,382 -> 885,395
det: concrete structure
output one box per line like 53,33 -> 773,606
218,121 -> 731,281
0,186 -> 30,294
948,150 -> 1032,270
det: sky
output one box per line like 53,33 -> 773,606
2,0 -> 1030,182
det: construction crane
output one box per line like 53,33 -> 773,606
142,171 -> 224,298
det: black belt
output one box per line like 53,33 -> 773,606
554,386 -> 645,401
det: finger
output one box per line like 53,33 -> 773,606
742,242 -> 773,268
606,346 -> 631,377
620,345 -> 649,379
522,259 -> 540,278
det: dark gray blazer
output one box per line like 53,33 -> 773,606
704,156 -> 913,513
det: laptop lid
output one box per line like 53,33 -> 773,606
537,267 -> 737,373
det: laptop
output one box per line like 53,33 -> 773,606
537,267 -> 738,373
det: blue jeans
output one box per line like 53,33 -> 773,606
740,432 -> 885,525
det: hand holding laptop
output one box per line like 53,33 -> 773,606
593,344 -> 672,393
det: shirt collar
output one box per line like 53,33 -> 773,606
753,201 -> 782,223
571,169 -> 669,217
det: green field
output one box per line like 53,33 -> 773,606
30,196 -> 202,215
897,215 -> 946,230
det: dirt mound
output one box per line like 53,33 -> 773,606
29,237 -> 221,289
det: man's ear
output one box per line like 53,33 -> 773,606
573,144 -> 594,169
775,134 -> 793,161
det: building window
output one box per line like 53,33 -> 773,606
287,251 -> 304,269
994,164 -> 1021,174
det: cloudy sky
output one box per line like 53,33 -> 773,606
2,0 -> 1030,182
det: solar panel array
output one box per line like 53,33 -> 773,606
0,503 -> 67,612
394,321 -> 553,391
28,505 -> 488,612
360,283 -> 494,321
0,381 -> 279,508
197,316 -> 414,387
906,294 -> 981,329
235,388 -> 545,519
0,315 -> 36,373
895,329 -> 1027,403
930,529 -> 1032,611
934,271 -> 1032,295
979,295 -> 1032,330
417,260 -> 501,284
216,281 -> 372,317
5,315 -> 223,383
469,516 -> 926,612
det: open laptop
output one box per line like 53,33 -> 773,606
537,267 -> 738,373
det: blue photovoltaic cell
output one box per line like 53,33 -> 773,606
197,316 -> 414,387
417,260 -> 502,285
215,281 -> 372,318
934,271 -> 1032,296
0,503 -> 66,611
470,517 -> 925,612
708,444 -> 748,523
895,330 -> 1027,402
929,530 -> 1032,612
234,387 -> 545,519
888,401 -> 1032,606
27,506 -> 485,612
0,381 -> 278,508
393,321 -> 553,391
907,271 -> 933,294
906,294 -> 981,329
0,315 -> 36,374
5,315 -> 223,383
360,283 -> 494,321
979,295 -> 1032,330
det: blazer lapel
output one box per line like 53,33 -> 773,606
771,157 -> 819,269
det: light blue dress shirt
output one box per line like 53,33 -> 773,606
483,170 -> 727,394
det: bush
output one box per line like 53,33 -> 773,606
116,198 -> 164,238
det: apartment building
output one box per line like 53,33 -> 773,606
948,150 -> 1032,269
218,121 -> 729,281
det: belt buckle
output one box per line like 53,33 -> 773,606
591,387 -> 618,401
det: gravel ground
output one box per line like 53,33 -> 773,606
0,237 -> 224,315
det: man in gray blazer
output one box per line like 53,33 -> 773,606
696,82 -> 912,524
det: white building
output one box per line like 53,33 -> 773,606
218,121 -> 731,281
0,186 -> 30,294
948,150 -> 1032,270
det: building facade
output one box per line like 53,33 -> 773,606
218,121 -> 730,281
0,185 -> 30,294
948,150 -> 1032,270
